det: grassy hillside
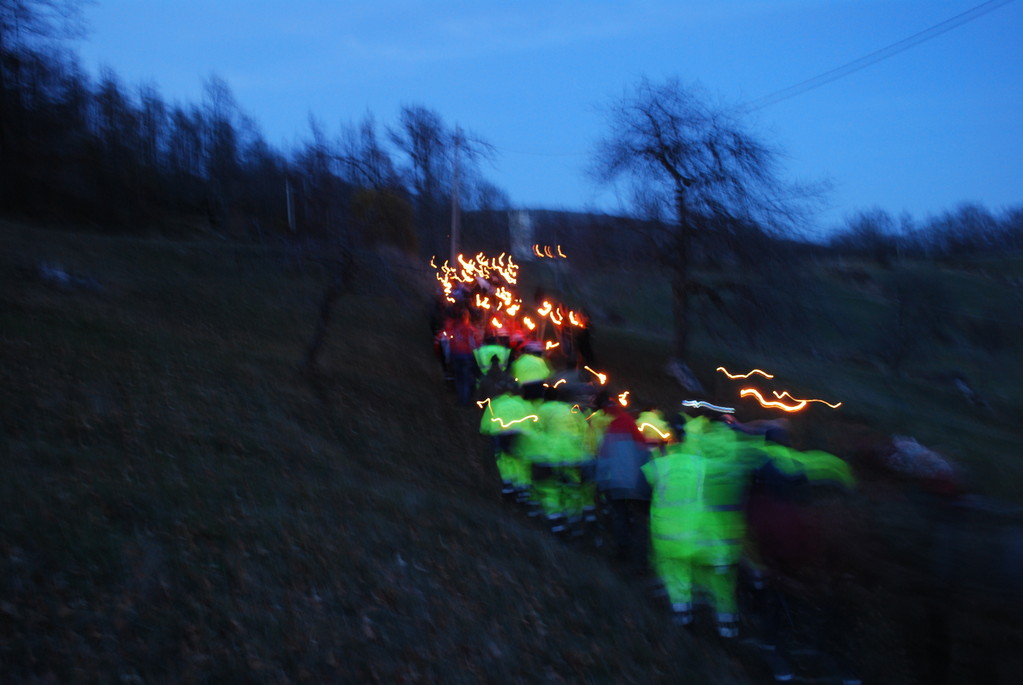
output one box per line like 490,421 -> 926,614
1,223 -> 759,683
3,222 -> 1022,683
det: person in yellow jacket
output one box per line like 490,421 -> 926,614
479,380 -> 538,500
510,342 -> 552,392
531,385 -> 589,534
642,413 -> 756,636
513,381 -> 547,513
637,405 -> 674,451
474,335 -> 511,377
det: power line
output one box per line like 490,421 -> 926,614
743,0 -> 1015,111
492,0 -> 1015,158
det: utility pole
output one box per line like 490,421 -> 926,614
450,125 -> 461,263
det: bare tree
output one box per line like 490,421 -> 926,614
388,105 -> 495,259
0,0 -> 88,51
389,105 -> 448,257
591,77 -> 817,365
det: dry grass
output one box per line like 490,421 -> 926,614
3,222 -> 1022,683
2,223 -> 756,683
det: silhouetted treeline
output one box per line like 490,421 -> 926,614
0,14 -> 507,253
827,204 -> 1023,262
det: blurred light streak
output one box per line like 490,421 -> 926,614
773,391 -> 842,409
584,366 -> 608,385
716,366 -> 775,380
681,400 -> 735,414
639,423 -> 671,439
740,388 -> 806,412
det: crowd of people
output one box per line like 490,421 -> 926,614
428,268 -> 857,661
426,254 -> 878,685
426,252 -> 1023,683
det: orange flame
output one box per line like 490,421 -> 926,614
584,366 -> 608,385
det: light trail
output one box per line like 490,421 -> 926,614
639,423 -> 671,440
584,366 -> 608,385
740,388 -> 806,412
681,400 -> 736,414
491,415 -> 539,429
716,366 -> 775,380
773,391 -> 842,409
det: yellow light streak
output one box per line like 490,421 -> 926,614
639,423 -> 671,440
506,303 -> 521,316
491,415 -> 539,429
717,366 -> 775,380
537,300 -> 553,316
584,366 -> 608,385
549,307 -> 564,326
740,388 -> 806,413
552,378 -> 567,387
545,341 -> 560,350
532,244 -> 543,258
568,311 -> 583,327
544,245 -> 554,258
618,391 -> 630,407
491,317 -> 502,328
557,245 -> 567,258
773,391 -> 842,409
523,317 -> 536,331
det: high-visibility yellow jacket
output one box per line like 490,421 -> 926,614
510,353 -> 551,385
536,400 -> 587,463
479,393 -> 536,436
637,409 -> 674,444
643,420 -> 752,564
474,344 -> 511,374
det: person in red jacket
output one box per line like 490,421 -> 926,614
445,307 -> 479,406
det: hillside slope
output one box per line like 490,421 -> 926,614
1,224 -> 758,682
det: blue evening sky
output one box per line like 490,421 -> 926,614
74,0 -> 1022,233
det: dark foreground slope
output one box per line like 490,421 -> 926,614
1,224 -> 757,683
